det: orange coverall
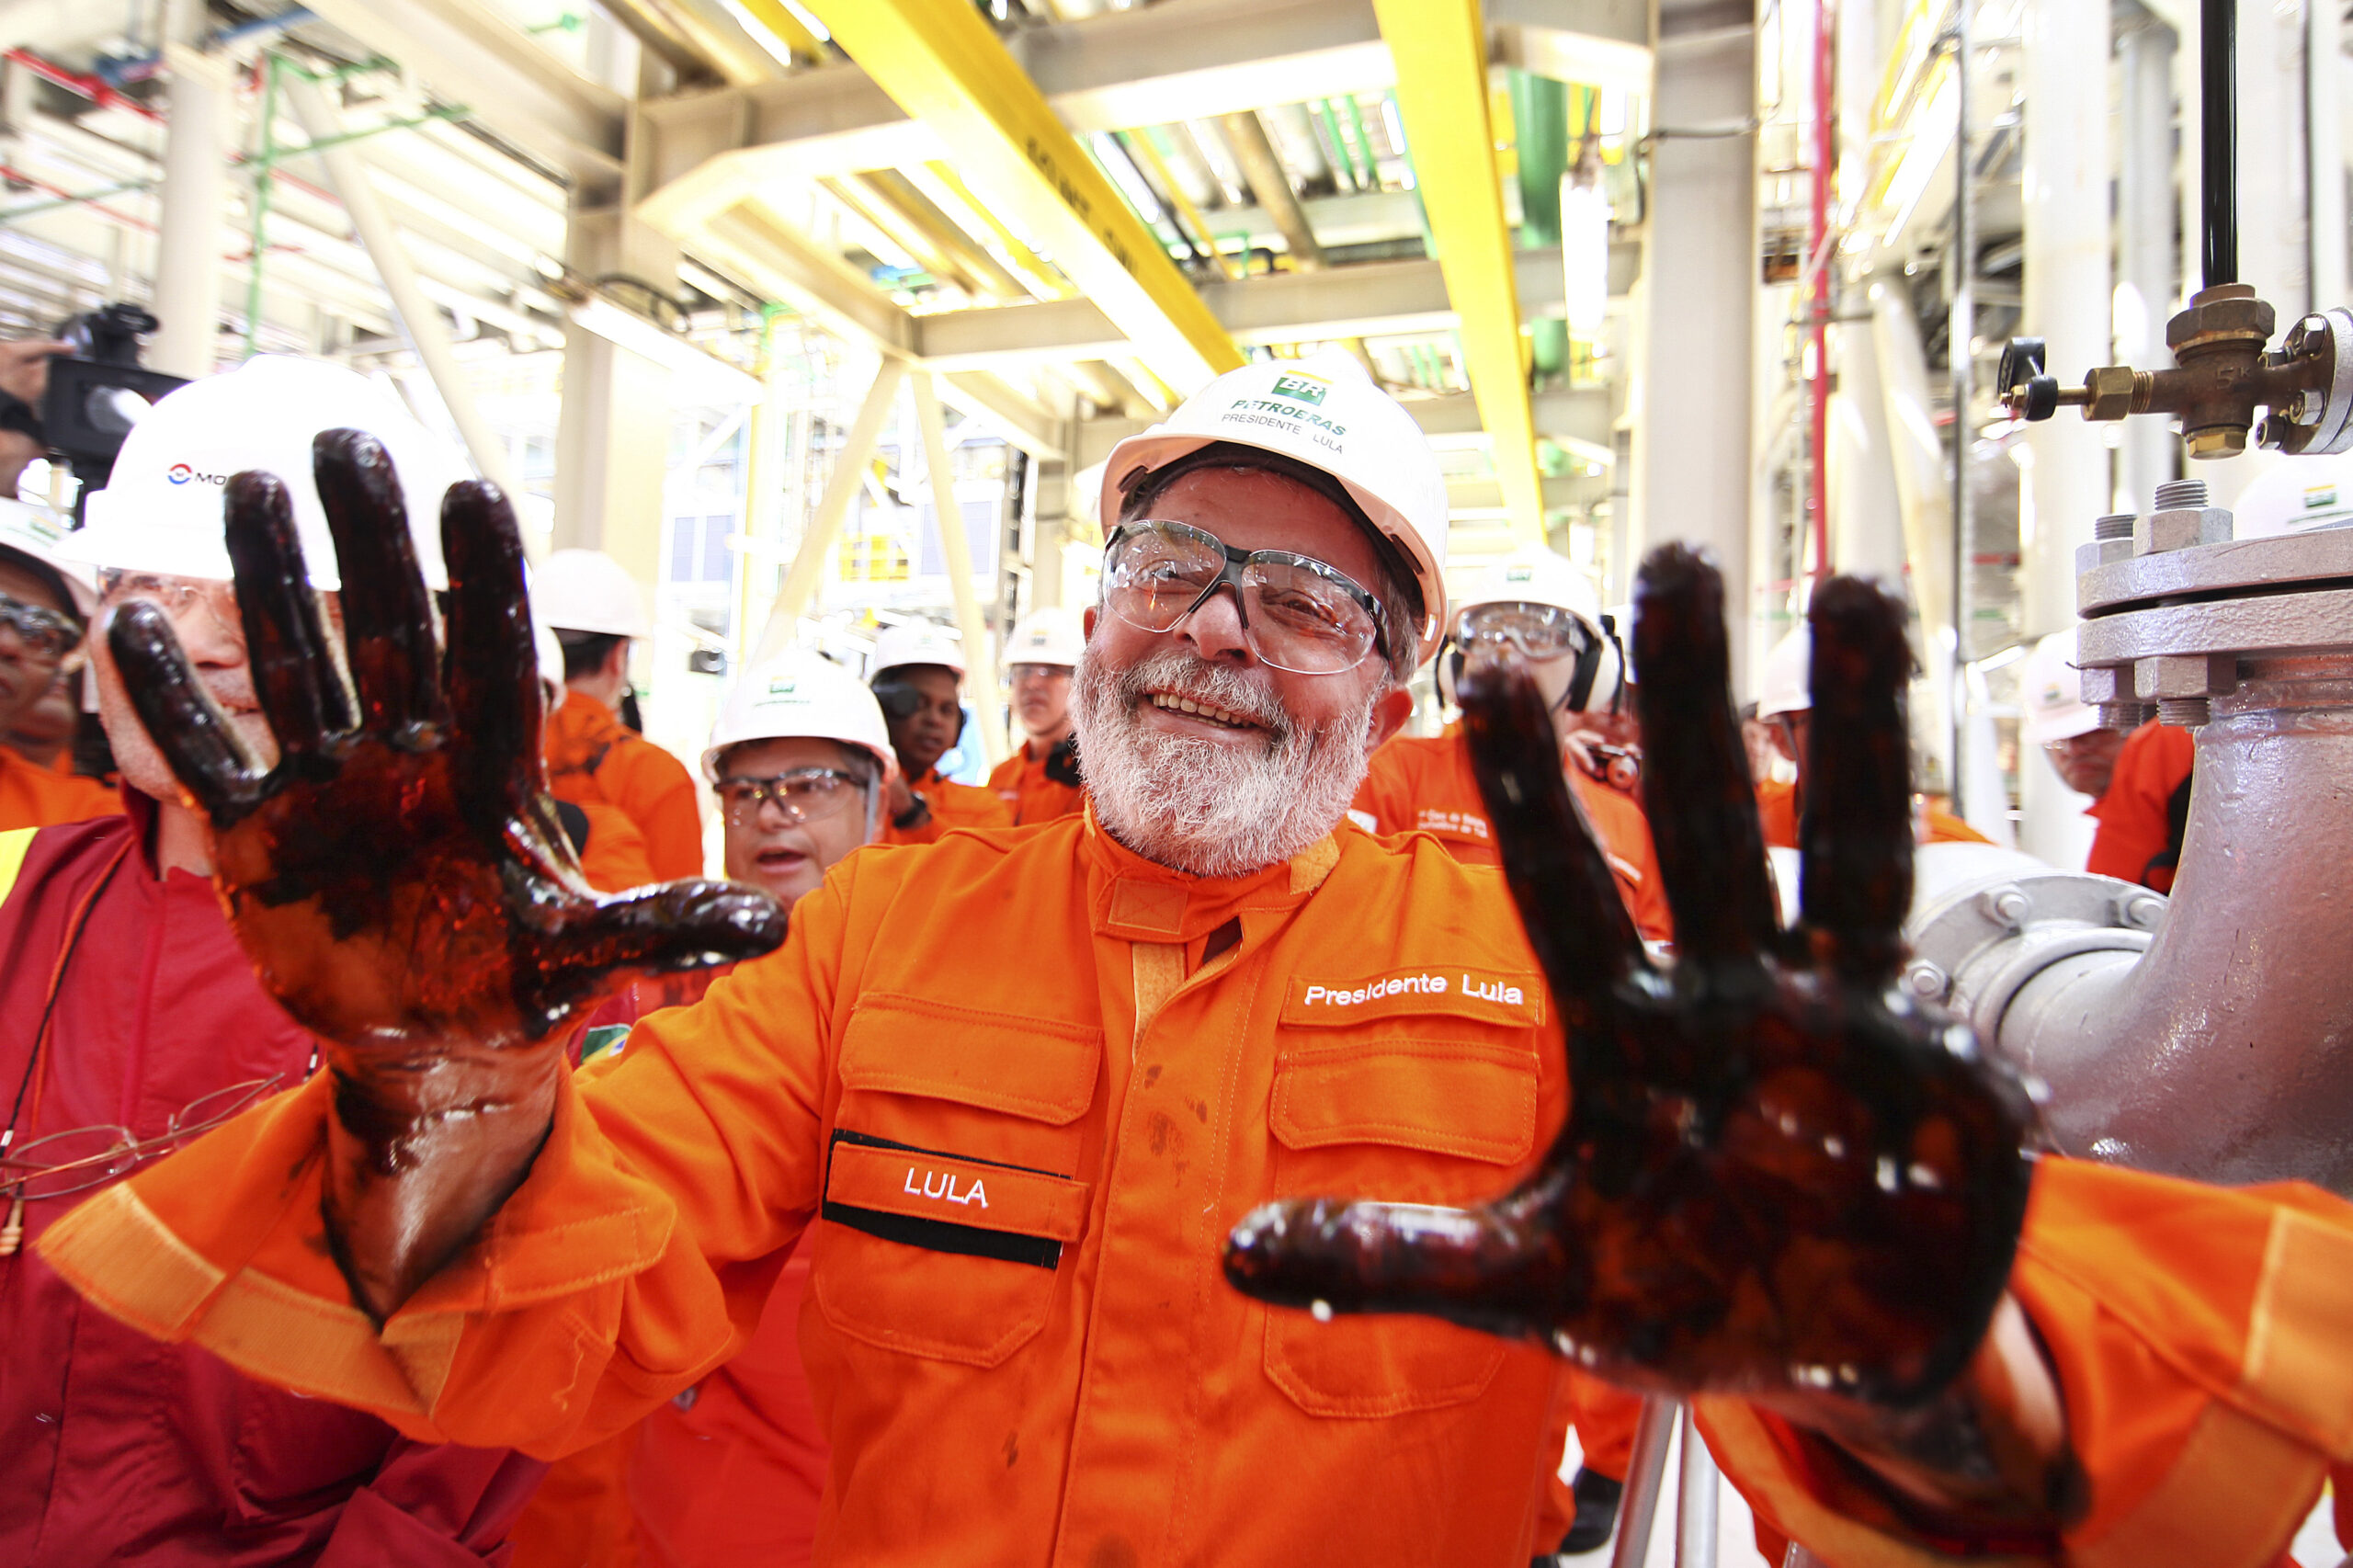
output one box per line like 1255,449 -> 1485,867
0,744 -> 116,832
545,689 -> 705,881
1351,731 -> 1672,944
2085,721 -> 2197,892
1349,728 -> 1658,1517
572,800 -> 658,894
880,767 -> 1015,846
38,814 -> 2353,1568
1756,777 -> 1990,849
987,746 -> 1086,826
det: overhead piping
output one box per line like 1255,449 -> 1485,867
1216,111 -> 1324,270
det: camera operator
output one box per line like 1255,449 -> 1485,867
0,339 -> 66,502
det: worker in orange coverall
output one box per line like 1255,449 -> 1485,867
988,606 -> 1087,825
42,353 -> 2353,1568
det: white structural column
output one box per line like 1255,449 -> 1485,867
1825,320 -> 1906,585
2018,0 -> 2110,864
750,359 -> 907,665
150,1 -> 231,380
1870,281 -> 1956,790
283,76 -> 519,505
1634,19 -> 1758,689
551,201 -> 679,582
2116,18 -> 2177,516
913,372 -> 1006,767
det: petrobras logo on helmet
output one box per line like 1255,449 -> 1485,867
1268,372 -> 1329,406
1505,565 -> 1536,584
1219,388 -> 1349,455
2303,483 -> 2341,513
165,463 -> 229,488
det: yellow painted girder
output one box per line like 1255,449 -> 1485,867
785,0 -> 1243,394
1372,0 -> 1545,544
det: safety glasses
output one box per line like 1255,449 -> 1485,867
1453,601 -> 1596,664
715,767 -> 863,827
1102,519 -> 1386,676
0,593 -> 83,665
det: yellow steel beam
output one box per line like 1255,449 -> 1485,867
782,0 -> 1243,394
733,0 -> 825,64
1372,0 -> 1545,544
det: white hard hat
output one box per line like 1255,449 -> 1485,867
1005,606 -> 1084,668
535,549 -> 651,639
533,618 -> 564,704
1456,545 -> 1603,628
1097,347 -> 1449,663
703,648 -> 895,782
871,620 -> 965,679
2020,631 -> 2099,744
1757,624 -> 1810,718
0,497 -> 96,619
66,356 -> 465,590
2228,452 -> 2353,540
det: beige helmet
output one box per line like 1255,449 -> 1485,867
1097,347 -> 1449,664
1005,606 -> 1084,668
2020,631 -> 2100,744
870,620 -> 966,679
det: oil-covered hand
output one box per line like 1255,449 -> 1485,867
1224,547 -> 2035,1409
108,431 -> 787,1058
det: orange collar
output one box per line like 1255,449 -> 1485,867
1082,802 -> 1340,943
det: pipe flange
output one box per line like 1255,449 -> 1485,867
2268,308 -> 2353,456
2077,528 -> 2353,615
1906,869 -> 2165,1037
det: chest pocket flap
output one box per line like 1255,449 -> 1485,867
1274,1038 -> 1540,1165
839,992 -> 1101,1123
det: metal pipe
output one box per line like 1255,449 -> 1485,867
281,73 -> 517,501
1674,1406 -> 1719,1568
1512,72 -> 1569,381
243,53 -> 282,360
1607,1396 -> 1677,1568
914,371 -> 1007,767
753,359 -> 906,664
1216,111 -> 1325,271
150,16 -> 231,379
2200,0 -> 2236,287
1947,7 -> 1973,815
1806,0 -> 1833,581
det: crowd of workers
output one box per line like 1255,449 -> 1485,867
0,332 -> 2345,1568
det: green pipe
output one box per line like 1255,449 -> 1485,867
254,104 -> 468,169
243,52 -> 281,358
1341,94 -> 1380,190
1381,93 -> 1439,261
1510,70 -> 1569,380
1311,99 -> 1360,190
0,176 -> 158,223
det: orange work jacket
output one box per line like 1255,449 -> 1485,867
1756,778 -> 1990,850
40,823 -> 2353,1568
0,745 -> 117,832
545,690 -> 705,881
880,767 -> 1016,846
1352,731 -> 1672,942
571,800 -> 658,894
2086,721 -> 2197,892
988,744 -> 1086,826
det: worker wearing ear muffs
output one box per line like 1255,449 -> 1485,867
870,621 -> 1015,846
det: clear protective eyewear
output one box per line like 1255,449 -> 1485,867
1453,601 -> 1597,665
716,767 -> 864,827
1102,519 -> 1387,676
1,1075 -> 282,1202
0,592 -> 84,665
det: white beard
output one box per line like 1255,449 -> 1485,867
1072,645 -> 1377,879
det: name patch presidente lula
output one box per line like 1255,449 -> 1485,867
1280,966 -> 1545,1028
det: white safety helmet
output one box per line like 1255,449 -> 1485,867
1446,545 -> 1622,714
1757,625 -> 1811,719
2019,631 -> 2099,745
871,620 -> 966,680
66,355 -> 465,590
1097,347 -> 1450,664
702,648 -> 896,783
1005,606 -> 1084,669
535,549 -> 652,639
0,497 -> 97,619
533,619 -> 566,708
2228,452 -> 2353,540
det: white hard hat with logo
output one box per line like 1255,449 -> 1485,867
1456,545 -> 1604,628
2229,451 -> 2353,540
1005,606 -> 1084,668
1757,624 -> 1811,718
2020,631 -> 2099,744
535,549 -> 652,639
0,497 -> 96,619
870,620 -> 966,679
66,355 -> 465,590
1097,347 -> 1450,663
703,648 -> 896,782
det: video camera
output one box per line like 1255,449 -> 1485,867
4,303 -> 188,517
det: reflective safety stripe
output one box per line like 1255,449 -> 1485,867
0,824 -> 38,908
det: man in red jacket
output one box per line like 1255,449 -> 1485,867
0,360 -> 543,1564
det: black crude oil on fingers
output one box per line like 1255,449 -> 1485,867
310,429 -> 445,736
225,470 -> 351,763
108,599 -> 268,826
1631,544 -> 1779,964
439,481 -> 545,835
1798,577 -> 1916,983
1224,550 -> 2036,1413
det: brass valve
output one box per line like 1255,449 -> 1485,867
2000,285 -> 2353,460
